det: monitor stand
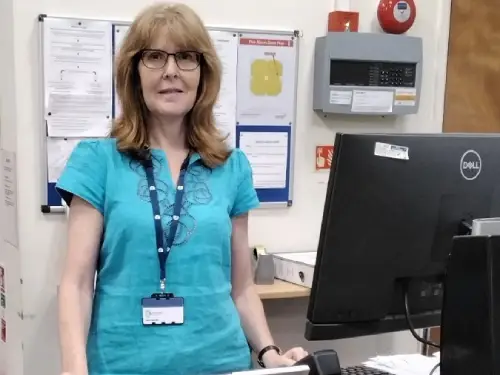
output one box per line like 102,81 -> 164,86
305,310 -> 440,341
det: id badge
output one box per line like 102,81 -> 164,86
141,293 -> 184,326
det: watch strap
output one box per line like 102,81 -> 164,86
257,344 -> 281,367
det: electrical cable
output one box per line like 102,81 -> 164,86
429,362 -> 440,375
404,288 -> 441,349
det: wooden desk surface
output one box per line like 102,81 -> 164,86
255,279 -> 310,300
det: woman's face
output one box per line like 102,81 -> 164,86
138,30 -> 201,120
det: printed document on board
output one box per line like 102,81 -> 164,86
47,138 -> 82,183
239,132 -> 288,189
236,33 -> 297,126
43,17 -> 113,137
112,25 -> 129,119
209,30 -> 238,148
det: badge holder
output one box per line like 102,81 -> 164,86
141,292 -> 184,326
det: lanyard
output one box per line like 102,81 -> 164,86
143,153 -> 190,291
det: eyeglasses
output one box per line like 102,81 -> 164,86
140,49 -> 202,71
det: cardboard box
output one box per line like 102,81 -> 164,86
273,251 -> 316,288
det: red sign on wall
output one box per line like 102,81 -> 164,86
316,145 -> 335,170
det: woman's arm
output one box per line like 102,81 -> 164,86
231,213 -> 298,367
229,150 -> 307,367
58,197 -> 102,375
230,213 -> 274,350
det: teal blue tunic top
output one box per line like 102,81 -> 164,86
56,138 -> 260,375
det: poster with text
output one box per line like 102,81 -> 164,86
236,33 -> 297,126
208,30 -> 238,148
239,131 -> 288,189
43,17 -> 113,137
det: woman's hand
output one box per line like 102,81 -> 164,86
262,347 -> 309,368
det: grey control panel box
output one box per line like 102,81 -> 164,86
313,32 -> 423,116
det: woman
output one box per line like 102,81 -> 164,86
56,3 -> 307,375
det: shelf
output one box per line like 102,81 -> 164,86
255,279 -> 310,300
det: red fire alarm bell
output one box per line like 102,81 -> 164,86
377,0 -> 416,34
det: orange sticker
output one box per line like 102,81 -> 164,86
316,145 -> 334,170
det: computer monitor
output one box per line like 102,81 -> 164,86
305,132 -> 500,341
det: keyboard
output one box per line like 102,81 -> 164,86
341,365 -> 391,375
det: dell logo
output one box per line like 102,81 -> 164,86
460,150 -> 482,181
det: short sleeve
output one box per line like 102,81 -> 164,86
55,140 -> 107,214
230,149 -> 260,217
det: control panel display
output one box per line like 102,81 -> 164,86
329,60 -> 417,88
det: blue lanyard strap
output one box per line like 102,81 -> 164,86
143,153 -> 190,291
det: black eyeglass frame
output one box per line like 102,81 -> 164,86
139,49 -> 203,71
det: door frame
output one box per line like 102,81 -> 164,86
432,0 -> 452,132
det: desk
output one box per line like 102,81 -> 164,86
255,279 -> 310,300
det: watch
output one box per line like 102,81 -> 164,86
257,345 -> 282,368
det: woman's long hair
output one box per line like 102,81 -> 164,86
111,2 -> 230,167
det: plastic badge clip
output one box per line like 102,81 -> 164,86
151,292 -> 174,300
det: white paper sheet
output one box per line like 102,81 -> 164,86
239,132 -> 288,189
113,25 -> 128,54
1,150 -> 18,248
209,30 -> 238,147
329,90 -> 352,105
43,18 -> 113,137
47,138 -> 82,182
351,90 -> 394,113
112,25 -> 129,118
236,33 -> 297,126
363,353 -> 440,375
229,365 -> 310,374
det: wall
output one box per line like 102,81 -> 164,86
0,0 -> 451,374
0,0 -> 25,374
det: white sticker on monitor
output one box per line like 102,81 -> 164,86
374,142 -> 409,160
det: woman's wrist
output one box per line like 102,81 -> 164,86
257,344 -> 281,367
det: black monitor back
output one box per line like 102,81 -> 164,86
441,234 -> 500,375
306,133 -> 500,340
